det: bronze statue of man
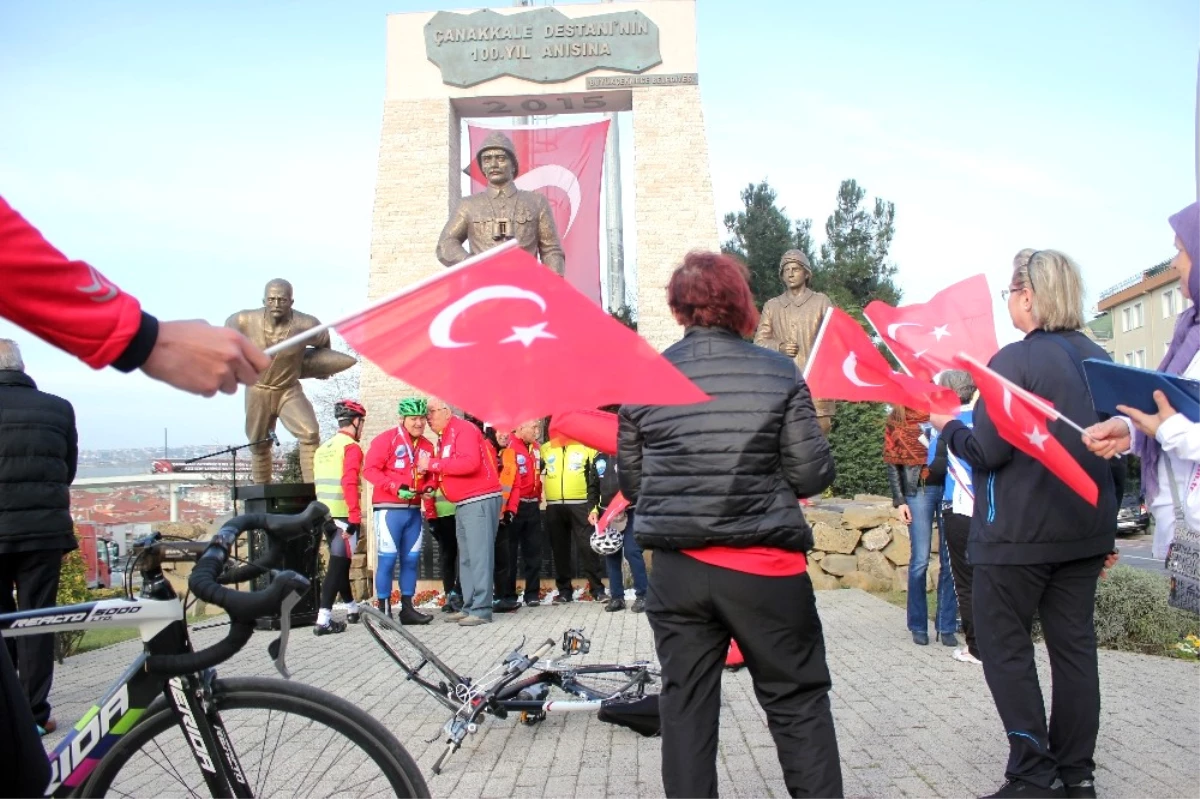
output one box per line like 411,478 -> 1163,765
436,131 -> 566,274
754,250 -> 837,435
225,279 -> 352,484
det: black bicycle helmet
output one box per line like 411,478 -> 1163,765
334,399 -> 366,424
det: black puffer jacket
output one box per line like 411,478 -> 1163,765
617,326 -> 834,551
0,370 -> 78,554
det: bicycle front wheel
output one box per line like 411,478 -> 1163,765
360,606 -> 465,711
83,676 -> 428,798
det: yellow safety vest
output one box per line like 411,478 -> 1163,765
539,441 -> 595,503
313,432 -> 359,518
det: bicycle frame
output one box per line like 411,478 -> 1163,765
1,595 -> 253,796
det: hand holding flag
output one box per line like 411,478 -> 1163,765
953,353 -> 1099,506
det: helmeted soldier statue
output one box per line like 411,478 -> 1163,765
754,249 -> 837,435
436,131 -> 566,274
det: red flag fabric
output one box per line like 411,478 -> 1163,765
864,275 -> 999,379
804,308 -> 959,414
468,121 -> 608,305
549,408 -> 618,454
597,492 -> 630,533
333,243 -> 708,430
955,354 -> 1098,506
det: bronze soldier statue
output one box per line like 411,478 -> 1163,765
225,279 -> 353,484
754,250 -> 838,435
436,131 -> 566,274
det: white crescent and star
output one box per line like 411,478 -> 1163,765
428,285 -> 556,349
514,164 -> 582,235
886,321 -> 951,345
1001,387 -> 1051,450
887,321 -> 921,339
842,352 -> 885,388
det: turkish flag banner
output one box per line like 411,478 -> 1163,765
864,274 -> 999,380
805,308 -> 959,413
468,121 -> 608,305
549,408 -> 618,454
955,353 -> 1099,506
333,242 -> 708,429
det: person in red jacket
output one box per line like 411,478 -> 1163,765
498,419 -> 544,608
363,398 -> 436,625
0,195 -> 269,797
425,399 -> 503,626
0,194 -> 267,396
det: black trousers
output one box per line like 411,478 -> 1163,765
1,643 -> 50,797
502,501 -> 543,602
974,556 -> 1105,789
493,518 -> 511,600
429,515 -> 460,596
941,507 -> 978,658
0,549 -> 63,726
544,503 -> 604,596
646,551 -> 843,798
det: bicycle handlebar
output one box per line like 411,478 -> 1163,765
144,501 -> 331,676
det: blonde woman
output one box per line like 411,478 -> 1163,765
929,250 -> 1117,799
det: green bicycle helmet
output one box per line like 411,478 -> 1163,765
397,397 -> 428,418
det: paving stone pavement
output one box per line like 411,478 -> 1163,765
44,590 -> 1198,797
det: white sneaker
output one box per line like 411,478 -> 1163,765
953,646 -> 982,664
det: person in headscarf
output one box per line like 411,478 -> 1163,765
1085,202 -> 1200,560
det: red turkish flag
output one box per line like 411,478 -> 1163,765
468,121 -> 608,305
333,243 -> 708,429
549,408 -> 618,454
864,275 -> 999,380
805,308 -> 960,413
955,353 -> 1098,506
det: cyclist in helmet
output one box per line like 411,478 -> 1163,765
311,399 -> 367,635
363,397 -> 436,624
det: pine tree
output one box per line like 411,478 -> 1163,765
813,179 -> 901,318
722,181 -> 798,308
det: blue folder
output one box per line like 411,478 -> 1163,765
1081,359 -> 1200,423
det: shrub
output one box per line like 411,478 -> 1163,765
828,401 -> 889,498
1092,565 -> 1199,655
54,546 -> 89,662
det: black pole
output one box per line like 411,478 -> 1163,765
181,436 -> 274,515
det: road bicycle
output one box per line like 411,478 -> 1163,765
359,607 -> 661,774
0,502 -> 428,798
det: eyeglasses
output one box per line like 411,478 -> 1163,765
1000,286 -> 1028,301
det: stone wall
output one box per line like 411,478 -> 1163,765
804,497 -> 940,592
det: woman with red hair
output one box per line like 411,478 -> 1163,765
618,251 -> 842,797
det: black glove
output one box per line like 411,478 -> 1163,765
344,522 -> 361,538
500,510 -> 515,527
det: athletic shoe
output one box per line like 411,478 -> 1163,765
552,594 -> 572,604
953,646 -> 982,665
443,611 -> 469,622
494,598 -> 522,613
523,596 -> 541,607
458,615 -> 492,627
346,610 -> 360,624
605,598 -> 625,612
630,598 -> 646,613
313,620 -> 347,636
938,632 -> 959,647
1064,780 -> 1097,799
983,778 -> 1065,798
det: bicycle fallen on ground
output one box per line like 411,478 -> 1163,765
359,607 -> 661,774
1,502 -> 428,797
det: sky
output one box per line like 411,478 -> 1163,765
1,0 -> 1196,452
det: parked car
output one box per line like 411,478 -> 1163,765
1116,494 -> 1150,535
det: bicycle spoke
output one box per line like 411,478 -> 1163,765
148,735 -> 202,796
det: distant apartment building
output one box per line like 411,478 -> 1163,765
1095,263 -> 1188,369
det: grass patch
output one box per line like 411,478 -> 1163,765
871,566 -> 1200,658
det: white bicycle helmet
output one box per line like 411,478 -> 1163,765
590,527 -> 624,556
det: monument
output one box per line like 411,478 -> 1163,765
361,0 -> 720,446
754,250 -> 838,434
436,130 -> 566,272
226,279 -> 356,484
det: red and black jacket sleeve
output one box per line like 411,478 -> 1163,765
341,441 -> 364,524
0,195 -> 157,371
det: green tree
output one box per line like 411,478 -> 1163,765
828,401 -> 890,497
279,447 -> 303,483
812,179 -> 901,318
55,543 -> 89,661
610,305 -> 637,331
